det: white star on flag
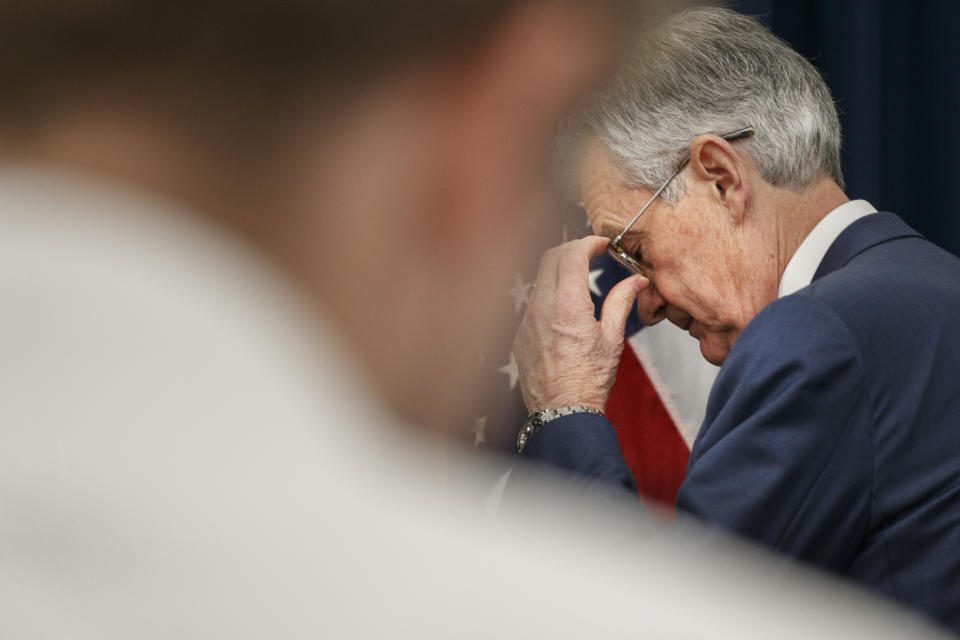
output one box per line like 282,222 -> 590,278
498,351 -> 519,390
471,416 -> 487,447
588,268 -> 604,297
506,274 -> 533,314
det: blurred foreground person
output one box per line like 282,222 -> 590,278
0,2 -> 949,638
514,6 -> 960,632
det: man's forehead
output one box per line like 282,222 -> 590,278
578,138 -> 644,238
584,203 -> 632,239
578,138 -> 623,199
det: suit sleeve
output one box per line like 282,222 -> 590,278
521,413 -> 638,494
677,295 -> 873,570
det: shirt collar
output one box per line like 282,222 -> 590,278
777,199 -> 878,298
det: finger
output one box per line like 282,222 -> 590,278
557,236 -> 610,292
600,275 -> 648,344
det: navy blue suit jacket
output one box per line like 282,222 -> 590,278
523,213 -> 960,630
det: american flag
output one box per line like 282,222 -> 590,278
477,207 -> 718,511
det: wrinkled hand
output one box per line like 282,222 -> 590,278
514,236 -> 648,414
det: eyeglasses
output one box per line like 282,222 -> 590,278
605,126 -> 755,278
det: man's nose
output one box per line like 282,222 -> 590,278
636,281 -> 668,326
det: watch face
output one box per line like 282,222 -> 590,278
532,415 -> 543,427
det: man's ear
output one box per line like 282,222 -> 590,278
421,1 -> 614,262
687,134 -> 750,225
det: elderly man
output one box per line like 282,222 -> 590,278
514,7 -> 960,631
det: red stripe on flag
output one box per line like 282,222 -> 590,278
606,343 -> 690,510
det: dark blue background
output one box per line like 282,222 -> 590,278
732,0 -> 960,256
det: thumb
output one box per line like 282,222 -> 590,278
599,275 -> 647,344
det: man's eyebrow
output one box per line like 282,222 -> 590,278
593,222 -> 619,238
611,226 -> 647,243
593,218 -> 643,238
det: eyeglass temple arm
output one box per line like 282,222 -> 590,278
721,126 -> 755,142
611,126 -> 754,246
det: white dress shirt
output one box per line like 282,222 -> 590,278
778,199 -> 878,298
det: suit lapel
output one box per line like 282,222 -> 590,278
813,212 -> 925,282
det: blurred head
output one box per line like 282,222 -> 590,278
0,1 -> 630,431
575,7 -> 847,365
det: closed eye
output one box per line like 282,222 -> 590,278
625,241 -> 645,264
618,228 -> 648,265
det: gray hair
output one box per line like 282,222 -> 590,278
583,6 -> 844,202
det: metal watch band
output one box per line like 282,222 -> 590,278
516,404 -> 604,453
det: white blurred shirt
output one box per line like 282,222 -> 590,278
0,167 -> 944,639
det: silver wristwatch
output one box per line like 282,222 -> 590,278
516,405 -> 604,453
